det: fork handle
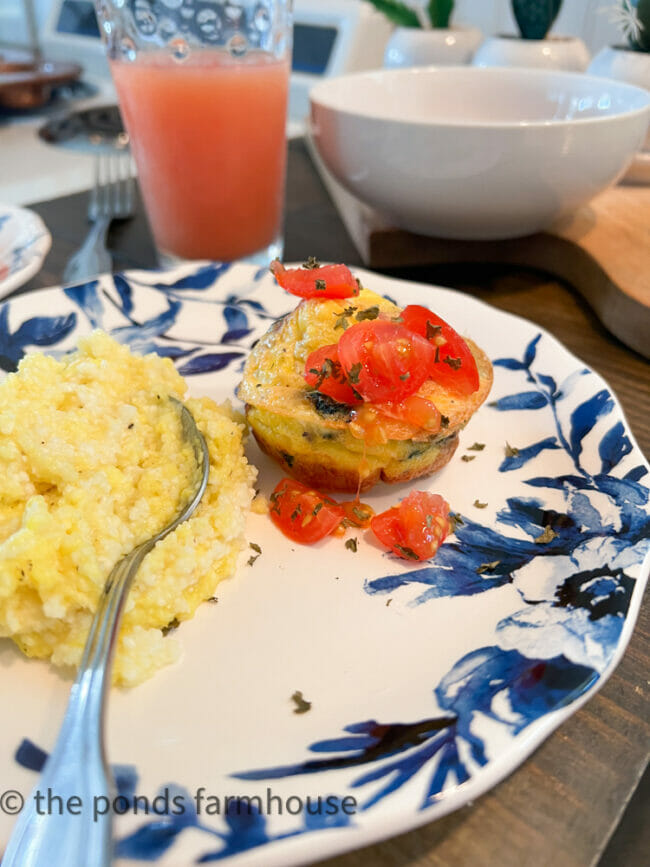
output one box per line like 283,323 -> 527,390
78,215 -> 112,273
1,545 -> 151,867
62,215 -> 113,285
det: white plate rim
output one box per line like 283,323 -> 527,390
0,204 -> 52,298
0,262 -> 647,866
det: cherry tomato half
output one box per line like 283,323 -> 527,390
269,478 -> 344,544
370,491 -> 451,561
270,260 -> 359,300
304,345 -> 362,405
373,394 -> 441,434
337,320 -> 434,404
400,305 -> 479,394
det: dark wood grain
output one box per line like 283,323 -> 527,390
20,138 -> 650,867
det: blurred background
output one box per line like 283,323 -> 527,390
0,1 -> 639,207
0,0 -> 624,62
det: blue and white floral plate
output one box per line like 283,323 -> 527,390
0,204 -> 51,299
1,262 -> 649,866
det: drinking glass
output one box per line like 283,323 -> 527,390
94,0 -> 292,265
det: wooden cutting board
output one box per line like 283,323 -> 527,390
307,137 -> 650,359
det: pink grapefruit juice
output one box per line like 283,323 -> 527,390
111,51 -> 289,261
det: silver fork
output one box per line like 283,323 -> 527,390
63,150 -> 135,284
2,399 -> 209,867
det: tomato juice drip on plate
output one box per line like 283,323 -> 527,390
339,499 -> 375,529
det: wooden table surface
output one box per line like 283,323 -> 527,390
18,138 -> 650,867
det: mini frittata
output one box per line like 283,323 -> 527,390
238,267 -> 492,492
0,332 -> 256,686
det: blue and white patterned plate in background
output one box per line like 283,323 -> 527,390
0,204 -> 51,299
0,262 -> 648,866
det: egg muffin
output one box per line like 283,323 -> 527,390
238,286 -> 492,492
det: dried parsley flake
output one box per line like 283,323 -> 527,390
162,617 -> 180,636
395,544 -> 419,560
355,306 -> 380,322
448,512 -> 464,532
334,306 -> 357,330
247,542 -> 262,567
345,537 -> 358,553
477,560 -> 500,574
347,362 -> 362,384
291,690 -> 312,714
534,526 -> 558,544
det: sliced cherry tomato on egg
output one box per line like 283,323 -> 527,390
400,305 -> 479,395
270,260 -> 359,299
373,395 -> 442,433
337,320 -> 434,404
269,478 -> 344,544
304,344 -> 362,405
370,490 -> 451,561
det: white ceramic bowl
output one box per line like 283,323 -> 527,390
309,67 -> 650,240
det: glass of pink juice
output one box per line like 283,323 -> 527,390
95,1 -> 292,265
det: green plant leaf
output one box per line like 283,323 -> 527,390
512,0 -> 563,40
365,0 -> 420,28
428,0 -> 454,28
629,0 -> 650,51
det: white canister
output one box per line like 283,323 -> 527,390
384,26 -> 483,68
472,35 -> 590,72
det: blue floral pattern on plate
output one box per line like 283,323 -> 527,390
1,263 -> 648,866
0,204 -> 52,298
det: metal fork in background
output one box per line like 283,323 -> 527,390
62,151 -> 134,284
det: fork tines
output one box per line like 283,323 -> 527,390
89,151 -> 134,223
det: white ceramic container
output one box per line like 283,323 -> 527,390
589,45 -> 650,182
310,66 -> 650,240
383,26 -> 483,68
473,35 -> 590,72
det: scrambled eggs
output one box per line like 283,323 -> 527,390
0,332 -> 255,686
